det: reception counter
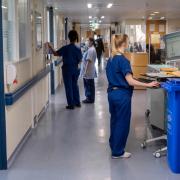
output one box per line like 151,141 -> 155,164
125,52 -> 148,89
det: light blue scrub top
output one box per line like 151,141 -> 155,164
80,46 -> 97,79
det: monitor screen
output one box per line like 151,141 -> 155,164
165,32 -> 180,60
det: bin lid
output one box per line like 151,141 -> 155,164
167,78 -> 180,85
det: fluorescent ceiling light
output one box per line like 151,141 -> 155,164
101,16 -> 105,19
160,16 -> 165,20
2,6 -> 7,9
154,11 -> 159,14
107,3 -> 113,8
99,20 -> 102,23
150,13 -> 155,16
87,3 -> 92,8
89,16 -> 92,19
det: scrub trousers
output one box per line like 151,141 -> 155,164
108,89 -> 132,156
97,53 -> 102,65
62,68 -> 80,107
83,78 -> 95,103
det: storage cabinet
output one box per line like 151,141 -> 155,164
125,53 -> 148,89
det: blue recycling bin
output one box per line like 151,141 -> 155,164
162,79 -> 180,173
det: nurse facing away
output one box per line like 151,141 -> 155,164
106,34 -> 160,159
46,30 -> 82,110
80,38 -> 97,104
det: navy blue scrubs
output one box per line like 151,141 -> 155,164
106,54 -> 134,156
57,44 -> 82,106
83,79 -> 95,102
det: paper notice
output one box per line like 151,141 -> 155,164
151,34 -> 161,44
150,24 -> 155,31
159,24 -> 165,33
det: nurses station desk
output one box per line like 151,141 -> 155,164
140,31 -> 180,173
125,52 -> 148,89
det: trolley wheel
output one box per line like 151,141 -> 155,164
153,152 -> 161,158
141,142 -> 146,149
145,109 -> 150,118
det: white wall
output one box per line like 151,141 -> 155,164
5,0 -> 49,160
167,19 -> 180,33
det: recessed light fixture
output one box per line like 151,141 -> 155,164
89,20 -> 92,23
87,3 -> 92,8
89,16 -> 92,19
55,7 -> 58,10
2,6 -> 7,9
142,16 -> 145,19
37,16 -> 42,19
101,16 -> 105,19
160,16 -> 165,20
107,3 -> 113,8
99,20 -> 102,23
154,11 -> 159,14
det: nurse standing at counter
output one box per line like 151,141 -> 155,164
46,30 -> 82,110
106,34 -> 159,159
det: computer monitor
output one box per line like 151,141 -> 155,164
164,31 -> 180,61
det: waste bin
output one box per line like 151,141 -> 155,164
162,79 -> 180,173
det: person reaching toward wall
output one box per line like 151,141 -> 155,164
46,30 -> 82,110
106,34 -> 160,159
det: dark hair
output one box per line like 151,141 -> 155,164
89,37 -> 96,46
68,30 -> 79,43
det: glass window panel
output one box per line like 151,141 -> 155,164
2,0 -> 16,61
125,24 -> 146,52
18,0 -> 28,59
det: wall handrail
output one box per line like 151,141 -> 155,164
54,58 -> 63,66
5,66 -> 50,106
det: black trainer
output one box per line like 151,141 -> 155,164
66,105 -> 75,110
75,104 -> 81,108
82,99 -> 94,104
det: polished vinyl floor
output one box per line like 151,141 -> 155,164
0,65 -> 180,180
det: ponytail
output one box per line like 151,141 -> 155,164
111,34 -> 128,57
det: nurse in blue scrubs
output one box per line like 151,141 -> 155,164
47,30 -> 82,110
106,34 -> 159,158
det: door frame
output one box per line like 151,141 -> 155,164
0,0 -> 8,170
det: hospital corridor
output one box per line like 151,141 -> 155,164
0,65 -> 178,180
1,0 -> 180,179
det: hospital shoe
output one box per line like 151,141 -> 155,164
66,105 -> 75,110
82,99 -> 94,104
112,152 -> 132,159
75,104 -> 81,108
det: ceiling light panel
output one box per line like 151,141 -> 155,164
87,3 -> 92,8
107,3 -> 113,8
